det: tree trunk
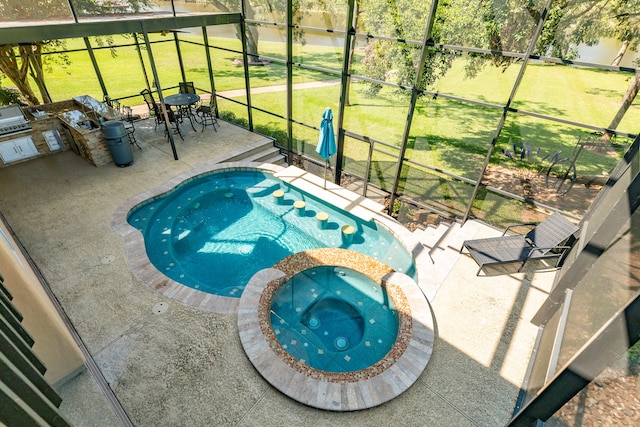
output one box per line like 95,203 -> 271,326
245,24 -> 261,64
240,1 -> 261,64
602,72 -> 640,141
611,39 -> 630,67
0,45 -> 41,105
25,44 -> 52,104
604,31 -> 639,139
209,0 -> 260,63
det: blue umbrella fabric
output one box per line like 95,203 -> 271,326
316,107 -> 336,188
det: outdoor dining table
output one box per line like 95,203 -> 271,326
164,93 -> 200,132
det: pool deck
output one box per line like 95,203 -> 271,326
0,118 -> 558,426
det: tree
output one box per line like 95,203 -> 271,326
579,1 -> 640,139
533,0 -> 640,65
437,0 -> 540,75
206,0 -> 261,64
605,71 -> 639,139
532,0 -> 640,139
206,0 -> 312,64
436,0 -> 640,137
0,42 -> 56,105
0,0 -> 71,21
357,0 -> 454,96
0,0 -> 149,106
607,3 -> 640,66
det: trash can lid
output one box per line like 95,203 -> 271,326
101,120 -> 127,138
102,120 -> 124,127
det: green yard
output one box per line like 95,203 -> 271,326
5,34 -> 638,186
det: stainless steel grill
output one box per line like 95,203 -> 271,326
0,105 -> 31,136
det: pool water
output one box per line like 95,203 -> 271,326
270,266 -> 398,372
127,170 -> 415,296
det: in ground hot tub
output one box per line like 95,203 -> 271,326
270,265 -> 399,373
238,248 -> 434,411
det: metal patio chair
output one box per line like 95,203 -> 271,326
178,81 -> 196,94
177,82 -> 199,126
195,96 -> 218,132
141,93 -> 183,141
460,212 -> 579,275
140,89 -> 164,131
122,106 -> 141,150
159,105 -> 183,141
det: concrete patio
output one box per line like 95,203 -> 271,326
0,117 -> 557,426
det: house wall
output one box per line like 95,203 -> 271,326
0,219 -> 85,385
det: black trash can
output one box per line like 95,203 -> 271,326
101,120 -> 133,167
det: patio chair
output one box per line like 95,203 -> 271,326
195,96 -> 218,132
140,89 -> 163,130
178,81 -> 196,94
122,106 -> 141,150
177,82 -> 199,125
140,88 -> 155,108
142,97 -> 183,141
157,104 -> 183,141
460,212 -> 579,276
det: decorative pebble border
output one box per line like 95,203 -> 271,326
238,248 -> 435,411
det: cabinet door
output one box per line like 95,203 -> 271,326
0,136 -> 39,164
0,140 -> 22,163
15,136 -> 39,158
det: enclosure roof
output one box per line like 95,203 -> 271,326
0,12 -> 242,44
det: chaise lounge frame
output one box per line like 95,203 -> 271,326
460,213 -> 580,276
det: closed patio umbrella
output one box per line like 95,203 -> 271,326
316,107 -> 336,189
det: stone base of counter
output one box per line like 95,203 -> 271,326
62,123 -> 111,167
40,99 -> 113,167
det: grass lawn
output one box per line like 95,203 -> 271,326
38,34 -> 344,104
3,33 -> 637,221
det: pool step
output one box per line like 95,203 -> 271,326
413,220 -> 484,300
414,223 -> 450,250
213,137 -> 285,166
243,146 -> 286,165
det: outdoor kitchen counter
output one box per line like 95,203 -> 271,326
1,98 -> 122,168
37,99 -> 115,167
0,111 -> 70,168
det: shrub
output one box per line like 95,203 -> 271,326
0,86 -> 25,106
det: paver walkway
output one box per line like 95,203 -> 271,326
217,78 -> 341,98
131,79 -> 341,118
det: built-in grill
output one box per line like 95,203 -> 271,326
0,105 -> 32,136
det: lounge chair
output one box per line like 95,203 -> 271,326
460,212 -> 579,275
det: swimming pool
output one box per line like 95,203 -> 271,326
126,168 -> 416,297
113,162 -> 435,410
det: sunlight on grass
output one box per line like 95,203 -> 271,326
3,33 -> 637,221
